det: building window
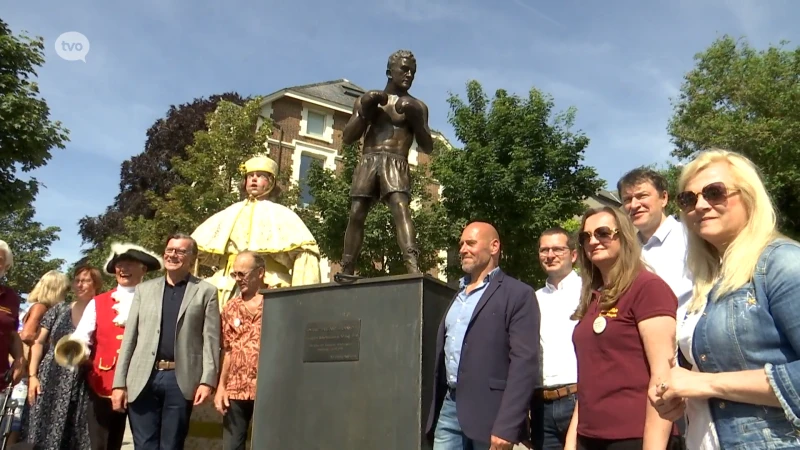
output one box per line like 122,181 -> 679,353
306,111 -> 326,137
299,153 -> 324,206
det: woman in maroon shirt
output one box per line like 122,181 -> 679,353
564,207 -> 680,450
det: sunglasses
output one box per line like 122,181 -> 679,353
578,226 -> 618,246
229,269 -> 254,280
676,182 -> 738,211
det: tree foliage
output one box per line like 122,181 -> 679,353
0,19 -> 69,215
669,35 -> 800,238
431,80 -> 604,285
296,142 -> 454,277
78,92 -> 247,248
0,207 -> 65,294
81,98 -> 290,284
656,163 -> 682,219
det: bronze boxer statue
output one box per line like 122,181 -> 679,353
340,49 -> 433,276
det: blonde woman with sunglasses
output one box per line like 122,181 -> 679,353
565,206 -> 681,450
652,149 -> 800,449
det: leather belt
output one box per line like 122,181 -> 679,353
155,360 -> 176,371
538,383 -> 577,401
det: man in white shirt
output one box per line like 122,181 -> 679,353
530,227 -> 582,450
617,168 -> 693,318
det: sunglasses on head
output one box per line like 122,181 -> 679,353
676,182 -> 737,211
578,226 -> 618,246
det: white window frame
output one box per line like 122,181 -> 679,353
300,105 -> 334,144
291,140 -> 338,188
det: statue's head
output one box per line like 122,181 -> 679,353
241,155 -> 278,199
386,49 -> 416,91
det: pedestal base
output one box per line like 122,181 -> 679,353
252,273 -> 454,450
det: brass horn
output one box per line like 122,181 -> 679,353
54,335 -> 89,369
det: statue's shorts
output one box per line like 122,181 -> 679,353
349,152 -> 411,200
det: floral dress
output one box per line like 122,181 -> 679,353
25,302 -> 91,450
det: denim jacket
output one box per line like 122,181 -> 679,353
693,238 -> 800,449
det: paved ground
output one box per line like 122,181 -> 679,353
121,423 -> 133,450
118,422 -> 529,449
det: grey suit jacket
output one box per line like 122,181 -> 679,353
112,274 -> 221,402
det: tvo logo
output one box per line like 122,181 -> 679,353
55,31 -> 90,62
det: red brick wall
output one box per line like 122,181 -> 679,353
269,98 -> 301,144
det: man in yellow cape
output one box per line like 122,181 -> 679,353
191,154 -> 321,308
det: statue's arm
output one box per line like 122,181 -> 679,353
343,96 -> 368,145
412,100 -> 433,154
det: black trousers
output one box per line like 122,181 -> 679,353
87,389 -> 128,450
222,400 -> 254,450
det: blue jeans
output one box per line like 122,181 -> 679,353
530,393 -> 576,450
434,389 -> 490,450
128,370 -> 193,450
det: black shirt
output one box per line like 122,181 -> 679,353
156,275 -> 189,361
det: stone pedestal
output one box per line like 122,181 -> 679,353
252,274 -> 455,450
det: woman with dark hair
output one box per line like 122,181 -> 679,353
564,206 -> 681,450
25,266 -> 102,450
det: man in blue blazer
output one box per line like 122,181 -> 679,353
426,222 -> 540,450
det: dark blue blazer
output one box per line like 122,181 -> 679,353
425,269 -> 540,443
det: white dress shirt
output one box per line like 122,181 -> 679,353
678,310 -> 721,450
640,216 -> 694,319
536,270 -> 582,388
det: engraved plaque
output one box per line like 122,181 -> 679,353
303,319 -> 361,363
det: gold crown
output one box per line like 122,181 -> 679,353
241,155 -> 278,176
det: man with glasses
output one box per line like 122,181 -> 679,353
214,251 -> 267,450
529,227 -> 582,450
112,233 -> 221,450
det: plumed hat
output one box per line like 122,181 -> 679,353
241,155 -> 278,177
104,242 -> 164,276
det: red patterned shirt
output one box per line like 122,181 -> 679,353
221,296 -> 262,400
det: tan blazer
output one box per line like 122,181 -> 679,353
112,274 -> 221,402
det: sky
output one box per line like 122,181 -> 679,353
4,0 -> 799,268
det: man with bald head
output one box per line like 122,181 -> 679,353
426,222 -> 540,450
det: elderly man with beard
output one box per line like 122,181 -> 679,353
64,243 -> 163,450
213,251 -> 266,450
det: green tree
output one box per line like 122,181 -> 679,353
296,142 -> 454,277
0,207 -> 65,294
81,98 -> 288,279
0,20 -> 70,215
560,217 -> 581,234
655,163 -> 682,218
431,80 -> 604,285
669,35 -> 800,238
